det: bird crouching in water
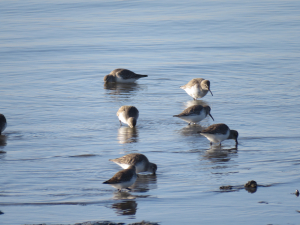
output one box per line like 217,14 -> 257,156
104,68 -> 148,83
180,78 -> 213,100
117,106 -> 139,128
103,165 -> 137,192
173,105 -> 214,125
109,153 -> 157,175
198,123 -> 238,146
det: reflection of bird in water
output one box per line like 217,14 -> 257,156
178,124 -> 204,137
117,126 -> 139,144
117,106 -> 139,128
198,123 -> 238,146
184,99 -> 210,108
131,174 -> 157,193
0,135 -> 7,147
202,145 -> 238,166
173,105 -> 214,125
180,78 -> 213,100
111,200 -> 138,216
103,165 -> 137,192
104,68 -> 148,83
0,114 -> 7,135
203,147 -> 234,163
103,82 -> 141,97
106,192 -> 138,217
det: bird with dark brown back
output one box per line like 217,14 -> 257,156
0,114 -> 7,135
103,165 -> 137,192
104,68 -> 148,83
198,123 -> 238,146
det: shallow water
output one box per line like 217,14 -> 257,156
1,0 -> 300,224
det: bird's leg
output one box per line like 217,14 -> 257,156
210,142 -> 212,146
119,120 -> 122,127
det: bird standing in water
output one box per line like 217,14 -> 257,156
180,78 -> 213,100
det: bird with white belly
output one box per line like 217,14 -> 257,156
117,106 -> 139,128
180,78 -> 213,100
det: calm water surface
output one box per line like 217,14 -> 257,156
1,0 -> 300,224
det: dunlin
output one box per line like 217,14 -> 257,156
180,78 -> 213,100
0,114 -> 7,135
110,153 -> 157,175
103,165 -> 137,192
198,123 -> 238,146
173,105 -> 214,125
117,106 -> 139,128
104,69 -> 148,83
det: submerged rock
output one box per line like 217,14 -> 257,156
244,180 -> 257,188
73,221 -> 159,225
220,185 -> 233,190
244,180 -> 257,193
75,222 -> 125,225
258,201 -> 268,204
219,180 -> 259,193
129,221 -> 159,225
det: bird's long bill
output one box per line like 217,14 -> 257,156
209,89 -> 213,96
209,113 -> 214,121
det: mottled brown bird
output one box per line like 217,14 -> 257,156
103,165 -> 137,192
198,123 -> 238,146
110,153 -> 157,175
104,69 -> 148,83
180,78 -> 213,100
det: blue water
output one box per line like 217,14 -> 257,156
1,0 -> 300,224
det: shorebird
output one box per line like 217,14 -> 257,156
173,105 -> 214,125
0,114 -> 7,135
198,123 -> 238,146
180,78 -> 213,100
109,153 -> 157,175
103,165 -> 137,192
117,106 -> 139,128
104,68 -> 148,83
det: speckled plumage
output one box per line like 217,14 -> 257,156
103,165 -> 137,192
180,78 -> 213,100
173,105 -> 214,125
198,123 -> 238,146
110,153 -> 157,175
104,68 -> 148,83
